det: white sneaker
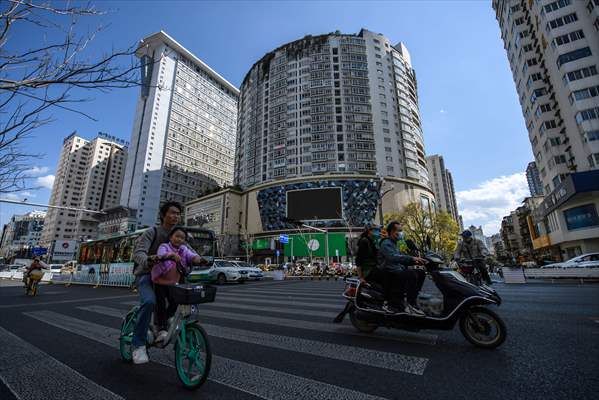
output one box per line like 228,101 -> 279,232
156,330 -> 168,342
132,346 -> 149,364
405,304 -> 426,316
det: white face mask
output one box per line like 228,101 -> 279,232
398,231 -> 405,240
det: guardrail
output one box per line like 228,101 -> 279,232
51,271 -> 135,288
524,268 -> 599,283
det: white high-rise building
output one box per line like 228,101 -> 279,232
40,133 -> 128,245
493,0 -> 599,188
426,154 -> 460,223
121,31 -> 239,228
493,0 -> 599,257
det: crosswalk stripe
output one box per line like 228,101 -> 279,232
198,308 -> 437,345
78,305 -> 427,375
218,292 -> 345,305
121,299 -> 339,318
0,325 -> 125,400
0,294 -> 136,309
122,299 -> 437,345
121,295 -> 344,311
24,311 -> 389,400
234,289 -> 341,299
206,302 -> 337,318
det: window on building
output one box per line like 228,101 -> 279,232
546,13 -> 577,32
563,65 -> 598,84
544,0 -> 571,13
576,107 -> 599,124
569,85 -> 599,104
557,47 -> 592,69
563,204 -> 599,231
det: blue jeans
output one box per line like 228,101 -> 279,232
132,274 -> 155,348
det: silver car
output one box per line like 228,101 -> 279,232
541,253 -> 599,268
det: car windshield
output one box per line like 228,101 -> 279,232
217,261 -> 236,268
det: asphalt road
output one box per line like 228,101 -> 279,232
0,278 -> 598,400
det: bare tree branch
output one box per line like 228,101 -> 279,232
0,0 -> 151,194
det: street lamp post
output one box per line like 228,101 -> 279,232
378,179 -> 395,226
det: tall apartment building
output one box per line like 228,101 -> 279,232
121,31 -> 239,228
236,29 -> 430,189
493,0 -> 599,257
40,133 -> 128,246
525,161 -> 544,196
0,211 -> 45,258
426,155 -> 460,223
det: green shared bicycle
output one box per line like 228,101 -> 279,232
119,283 -> 216,389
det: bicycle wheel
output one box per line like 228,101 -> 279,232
175,322 -> 211,390
119,309 -> 137,362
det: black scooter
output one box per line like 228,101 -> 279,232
334,251 -> 507,348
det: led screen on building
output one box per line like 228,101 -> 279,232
286,188 -> 343,221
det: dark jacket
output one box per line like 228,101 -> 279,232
454,238 -> 489,260
355,235 -> 377,277
377,237 -> 415,273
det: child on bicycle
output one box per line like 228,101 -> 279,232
152,227 -> 205,342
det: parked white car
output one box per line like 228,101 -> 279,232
230,261 -> 264,280
541,253 -> 599,269
189,259 -> 248,284
48,264 -> 63,274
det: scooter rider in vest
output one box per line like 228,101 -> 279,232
454,230 -> 492,285
378,221 -> 428,316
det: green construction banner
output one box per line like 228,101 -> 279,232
283,233 -> 346,257
252,238 -> 271,250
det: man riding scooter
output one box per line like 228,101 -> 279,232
454,230 -> 492,285
378,221 -> 428,316
24,258 -> 49,291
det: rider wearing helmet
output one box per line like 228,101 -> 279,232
24,257 -> 48,290
454,230 -> 492,285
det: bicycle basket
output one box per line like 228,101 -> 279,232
168,284 -> 217,305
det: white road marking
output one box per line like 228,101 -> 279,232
24,310 -> 390,400
79,305 -> 428,375
0,325 -> 125,400
0,294 -> 136,309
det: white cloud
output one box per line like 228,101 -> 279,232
25,166 -> 50,176
36,174 -> 55,189
456,172 -> 529,235
3,191 -> 33,201
439,109 -> 447,114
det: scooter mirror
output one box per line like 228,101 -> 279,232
405,239 -> 419,254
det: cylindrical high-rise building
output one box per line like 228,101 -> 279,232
236,29 -> 429,188
230,29 -> 434,235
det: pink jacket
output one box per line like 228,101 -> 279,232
152,242 -> 198,285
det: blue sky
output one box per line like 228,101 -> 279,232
1,0 -> 533,234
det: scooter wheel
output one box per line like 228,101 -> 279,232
349,310 -> 378,333
459,307 -> 506,349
